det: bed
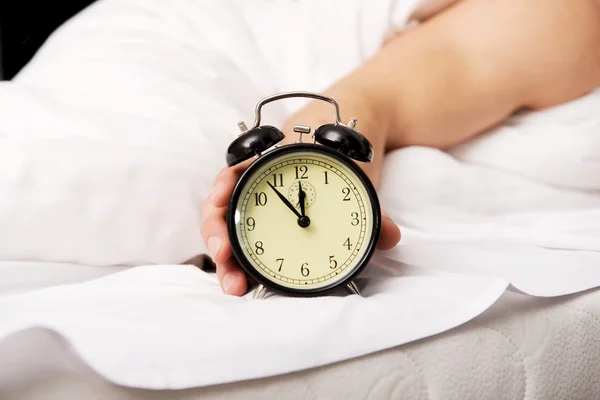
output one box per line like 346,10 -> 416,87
2,280 -> 599,400
1,1 -> 600,399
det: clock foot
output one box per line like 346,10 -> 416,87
346,281 -> 361,296
253,284 -> 268,300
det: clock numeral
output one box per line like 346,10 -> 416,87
323,171 -> 329,185
246,217 -> 256,231
255,241 -> 265,255
300,263 -> 310,277
254,192 -> 267,206
351,212 -> 360,226
329,255 -> 338,269
295,165 -> 308,180
342,187 -> 351,201
343,237 -> 352,250
276,258 -> 284,272
271,173 -> 284,187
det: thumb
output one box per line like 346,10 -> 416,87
377,212 -> 401,250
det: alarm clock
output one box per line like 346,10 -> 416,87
225,91 -> 381,299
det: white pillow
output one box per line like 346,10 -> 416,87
0,0 -> 409,266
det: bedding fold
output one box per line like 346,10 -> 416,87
1,0 -> 600,390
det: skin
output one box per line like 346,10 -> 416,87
202,0 -> 600,296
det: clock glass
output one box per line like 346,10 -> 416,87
227,144 -> 380,294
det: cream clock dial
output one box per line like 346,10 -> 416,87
228,145 -> 381,295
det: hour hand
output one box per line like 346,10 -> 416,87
298,182 -> 306,217
267,182 -> 302,219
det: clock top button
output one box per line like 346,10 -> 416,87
293,124 -> 312,143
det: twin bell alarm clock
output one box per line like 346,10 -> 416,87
225,91 -> 381,299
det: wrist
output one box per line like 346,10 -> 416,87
281,72 -> 389,186
322,73 -> 390,186
282,72 -> 390,152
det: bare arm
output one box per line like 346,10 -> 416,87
371,0 -> 600,148
285,0 -> 600,184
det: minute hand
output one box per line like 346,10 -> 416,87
266,182 -> 302,219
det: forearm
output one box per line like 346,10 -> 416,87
360,0 -> 600,149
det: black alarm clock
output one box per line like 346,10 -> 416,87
225,91 -> 381,299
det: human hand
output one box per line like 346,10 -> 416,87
201,80 -> 401,296
201,164 -> 401,296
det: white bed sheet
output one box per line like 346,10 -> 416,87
0,262 -> 511,390
2,287 -> 598,400
0,261 -> 131,296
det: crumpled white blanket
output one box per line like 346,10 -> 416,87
1,0 -> 600,390
380,89 -> 600,297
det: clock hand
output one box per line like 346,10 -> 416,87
266,181 -> 302,219
298,182 -> 306,217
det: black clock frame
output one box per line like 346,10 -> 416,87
226,143 -> 382,297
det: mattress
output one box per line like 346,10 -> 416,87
2,287 -> 599,400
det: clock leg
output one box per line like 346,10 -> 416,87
346,281 -> 361,296
253,284 -> 268,299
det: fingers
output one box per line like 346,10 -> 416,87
212,159 -> 253,208
211,167 -> 239,208
216,258 -> 248,296
377,212 -> 401,250
201,194 -> 225,223
202,162 -> 254,296
200,207 -> 231,265
201,198 -> 248,295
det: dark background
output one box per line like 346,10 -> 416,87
1,1 -> 97,80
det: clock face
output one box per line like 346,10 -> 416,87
228,144 -> 380,294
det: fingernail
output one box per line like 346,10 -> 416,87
212,182 -> 224,204
223,272 -> 236,293
208,236 -> 222,259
